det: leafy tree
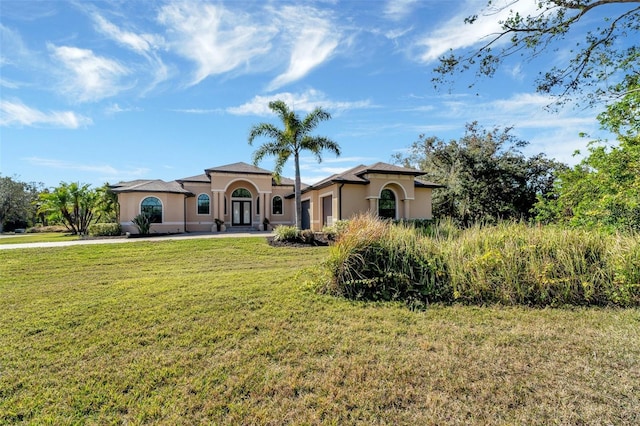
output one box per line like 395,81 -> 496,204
393,122 -> 565,226
535,77 -> 640,230
434,0 -> 640,107
0,175 -> 42,232
248,100 -> 341,229
37,182 -> 100,235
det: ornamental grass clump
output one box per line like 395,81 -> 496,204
324,214 -> 449,306
447,223 -> 640,306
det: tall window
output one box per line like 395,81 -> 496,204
272,196 -> 283,215
256,196 -> 260,215
197,194 -> 210,215
141,197 -> 162,223
378,189 -> 396,219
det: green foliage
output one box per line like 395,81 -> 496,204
248,100 -> 340,229
323,215 -> 640,307
394,122 -> 565,226
433,0 -> 639,107
273,225 -> 300,241
0,175 -> 42,232
535,77 -> 640,232
88,223 -> 122,237
37,182 -> 101,235
132,212 -> 152,235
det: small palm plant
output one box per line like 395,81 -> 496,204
132,212 -> 152,235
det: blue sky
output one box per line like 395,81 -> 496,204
0,0 -> 626,189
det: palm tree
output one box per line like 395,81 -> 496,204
248,100 -> 341,229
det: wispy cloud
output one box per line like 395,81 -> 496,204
48,44 -> 130,102
384,0 -> 420,21
157,2 -> 274,86
412,0 -> 540,63
227,89 -> 373,116
91,13 -> 169,92
266,6 -> 340,91
92,13 -> 163,54
0,99 -> 92,128
170,108 -> 222,114
105,103 -> 142,115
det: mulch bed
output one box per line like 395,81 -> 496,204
267,234 -> 331,248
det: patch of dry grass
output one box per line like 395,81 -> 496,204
1,237 -> 639,424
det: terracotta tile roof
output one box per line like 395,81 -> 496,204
110,180 -> 193,195
205,162 -> 272,175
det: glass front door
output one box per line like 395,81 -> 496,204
232,201 -> 252,226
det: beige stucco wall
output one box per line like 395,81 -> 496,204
182,182 -> 213,232
304,178 -> 434,230
118,192 -> 187,234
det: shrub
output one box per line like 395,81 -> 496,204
323,214 -> 450,307
322,220 -> 350,240
88,223 -> 121,237
132,213 -> 152,235
26,225 -> 68,233
273,225 -> 300,241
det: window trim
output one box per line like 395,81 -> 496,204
196,193 -> 210,215
141,196 -> 163,224
272,195 -> 284,215
378,188 -> 397,220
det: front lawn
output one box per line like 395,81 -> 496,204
1,237 -> 638,424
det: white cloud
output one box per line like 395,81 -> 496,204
171,108 -> 222,115
227,89 -> 373,116
48,44 -> 129,102
92,13 -> 163,54
267,6 -> 340,91
413,0 -> 540,63
105,103 -> 142,115
0,99 -> 92,128
157,2 -> 275,86
384,0 -> 420,21
92,13 -> 169,92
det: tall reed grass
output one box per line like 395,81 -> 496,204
322,214 -> 640,307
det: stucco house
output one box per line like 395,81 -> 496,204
110,161 -> 442,234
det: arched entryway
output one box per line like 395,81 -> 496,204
231,188 -> 252,226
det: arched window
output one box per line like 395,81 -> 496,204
197,194 -> 210,215
272,196 -> 283,215
141,197 -> 162,223
232,188 -> 251,198
378,189 -> 396,219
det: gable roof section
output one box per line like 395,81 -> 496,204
354,162 -> 424,176
205,162 -> 272,175
110,180 -> 193,195
177,173 -> 210,183
302,162 -> 443,192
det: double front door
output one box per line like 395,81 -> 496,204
232,201 -> 251,226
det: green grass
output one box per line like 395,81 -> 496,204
0,232 -> 80,244
1,237 -> 639,424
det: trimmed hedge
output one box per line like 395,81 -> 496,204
88,223 -> 122,237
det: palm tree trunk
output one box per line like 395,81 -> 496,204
294,152 -> 302,229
